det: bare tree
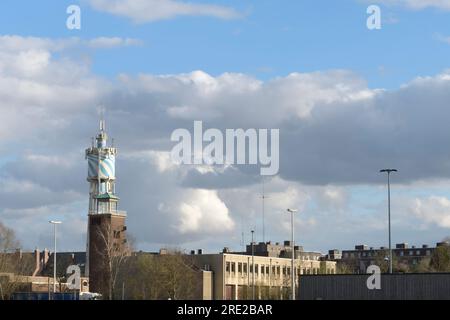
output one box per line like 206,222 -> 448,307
0,222 -> 32,299
116,251 -> 202,300
94,223 -> 130,300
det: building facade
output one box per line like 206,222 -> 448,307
191,242 -> 336,300
330,241 -> 450,273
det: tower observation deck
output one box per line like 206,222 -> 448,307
85,120 -> 126,216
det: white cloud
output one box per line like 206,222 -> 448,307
124,150 -> 176,173
435,33 -> 450,44
0,35 -> 142,54
118,69 -> 374,126
88,0 -> 241,23
176,189 -> 234,234
3,35 -> 450,252
411,196 -> 450,228
362,0 -> 450,10
87,37 -> 143,48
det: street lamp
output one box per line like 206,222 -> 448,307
49,221 -> 62,298
251,230 -> 255,300
287,209 -> 297,300
380,169 -> 397,274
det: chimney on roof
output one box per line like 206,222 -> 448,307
197,249 -> 203,255
32,249 -> 41,277
43,248 -> 50,265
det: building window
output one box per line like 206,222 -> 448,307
238,263 -> 242,273
243,263 -> 247,273
272,266 -> 276,275
400,251 -> 404,256
231,263 -> 235,273
426,250 -> 431,256
266,266 -> 270,275
416,250 -> 421,255
255,264 -> 259,274
226,262 -> 230,273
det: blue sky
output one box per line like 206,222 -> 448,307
0,0 -> 449,87
1,0 -> 450,253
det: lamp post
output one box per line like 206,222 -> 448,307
287,209 -> 297,300
380,169 -> 397,274
251,230 -> 255,300
49,221 -> 62,298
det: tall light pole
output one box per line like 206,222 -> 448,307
49,221 -> 62,297
380,169 -> 397,274
287,209 -> 297,300
251,230 -> 255,300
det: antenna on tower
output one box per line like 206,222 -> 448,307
100,119 -> 105,133
98,105 -> 106,133
240,210 -> 246,251
261,177 -> 270,243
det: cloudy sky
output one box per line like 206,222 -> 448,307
1,0 -> 450,254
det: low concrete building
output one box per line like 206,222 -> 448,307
191,241 -> 336,300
